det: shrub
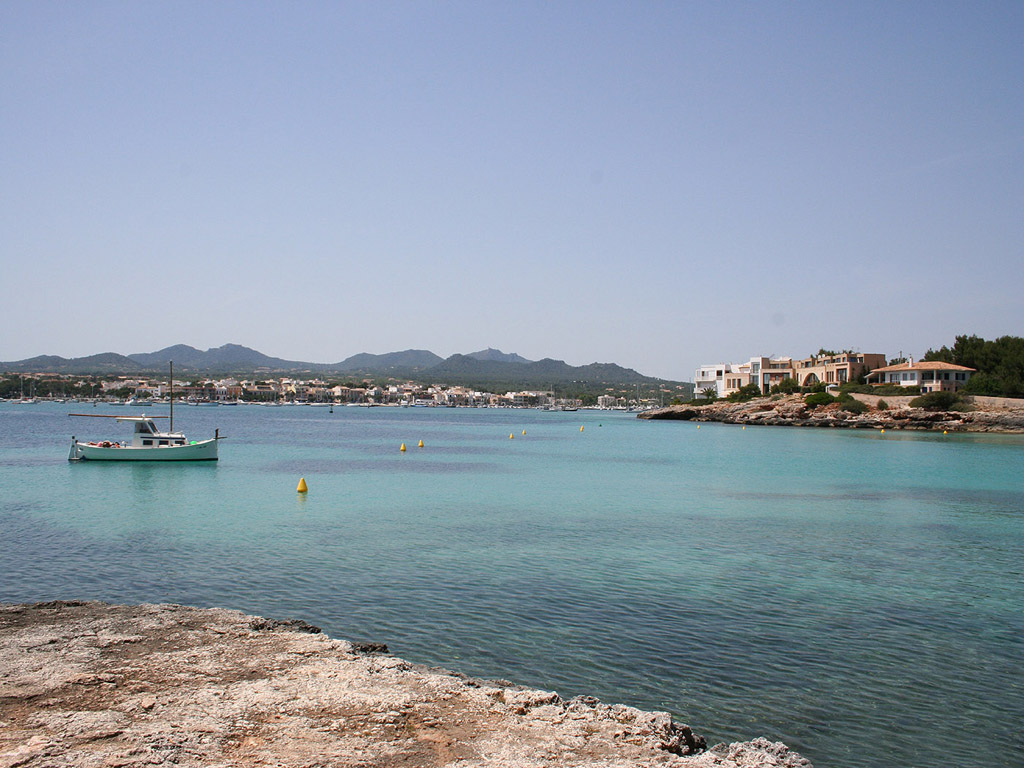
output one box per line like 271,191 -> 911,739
909,391 -> 960,410
876,399 -> 889,410
804,392 -> 836,408
727,383 -> 763,402
769,377 -> 801,395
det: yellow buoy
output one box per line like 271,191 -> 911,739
697,425 -> 701,429
510,433 -> 514,440
400,443 -> 407,452
880,429 -> 885,435
418,439 -> 424,448
742,425 -> 746,430
522,430 -> 526,436
943,430 -> 948,435
580,425 -> 584,432
297,477 -> 308,493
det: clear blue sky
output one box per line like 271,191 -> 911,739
2,1 -> 1021,380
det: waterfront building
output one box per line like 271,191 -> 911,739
693,363 -> 744,399
792,352 -> 886,388
695,351 -> 886,398
865,359 -> 975,393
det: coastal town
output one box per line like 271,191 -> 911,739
0,347 -> 993,409
0,373 -> 647,410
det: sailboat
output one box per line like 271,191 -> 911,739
68,362 -> 221,461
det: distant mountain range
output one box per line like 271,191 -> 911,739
1,344 -> 682,389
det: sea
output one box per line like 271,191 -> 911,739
1,401 -> 1021,768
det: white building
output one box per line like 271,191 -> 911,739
865,360 -> 975,393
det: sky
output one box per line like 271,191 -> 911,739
1,1 -> 1022,381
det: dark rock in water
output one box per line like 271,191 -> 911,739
249,616 -> 322,634
662,721 -> 708,756
350,640 -> 390,655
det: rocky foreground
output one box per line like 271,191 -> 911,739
0,601 -> 809,768
639,394 -> 1024,432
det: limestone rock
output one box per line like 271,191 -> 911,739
0,601 -> 812,767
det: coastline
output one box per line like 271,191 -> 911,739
0,601 -> 810,767
637,394 -> 1024,433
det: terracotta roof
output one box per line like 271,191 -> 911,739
869,361 -> 976,373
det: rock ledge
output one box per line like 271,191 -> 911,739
0,601 -> 810,767
639,394 -> 1024,432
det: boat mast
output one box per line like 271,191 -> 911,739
169,361 -> 174,432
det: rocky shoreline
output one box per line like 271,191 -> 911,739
1,601 -> 810,767
638,394 -> 1024,433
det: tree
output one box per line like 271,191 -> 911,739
770,377 -> 800,395
727,383 -> 762,402
700,387 -> 718,401
924,334 -> 1024,398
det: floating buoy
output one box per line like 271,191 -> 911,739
510,433 -> 514,440
697,425 -> 701,429
880,429 -> 885,435
943,430 -> 948,435
580,425 -> 584,432
418,439 -> 424,448
400,443 -> 407,452
742,426 -> 746,430
522,430 -> 526,436
297,477 -> 308,493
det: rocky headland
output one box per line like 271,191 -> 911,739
638,394 -> 1024,433
0,601 -> 810,768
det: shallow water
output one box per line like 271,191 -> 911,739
1,402 -> 1022,768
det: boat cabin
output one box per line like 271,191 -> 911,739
130,418 -> 186,448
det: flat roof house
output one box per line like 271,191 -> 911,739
794,352 -> 887,389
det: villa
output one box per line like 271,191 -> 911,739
865,359 -> 975,393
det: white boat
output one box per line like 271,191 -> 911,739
67,361 -> 220,462
68,414 -> 220,461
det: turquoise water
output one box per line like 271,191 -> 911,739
1,402 -> 1022,768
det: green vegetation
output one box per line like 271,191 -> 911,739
924,334 -> 1024,398
909,391 -> 962,411
699,387 -> 718,402
839,382 -> 919,396
804,392 -> 836,408
835,392 -> 868,414
876,399 -> 889,410
769,377 -> 800,395
0,375 -> 102,399
726,383 -> 763,402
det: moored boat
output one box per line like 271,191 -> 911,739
68,414 -> 220,461
67,361 -> 220,461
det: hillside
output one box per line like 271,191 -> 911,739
1,344 -> 685,390
128,344 -> 309,371
334,349 -> 444,372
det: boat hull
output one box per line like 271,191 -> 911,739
69,438 -> 218,461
